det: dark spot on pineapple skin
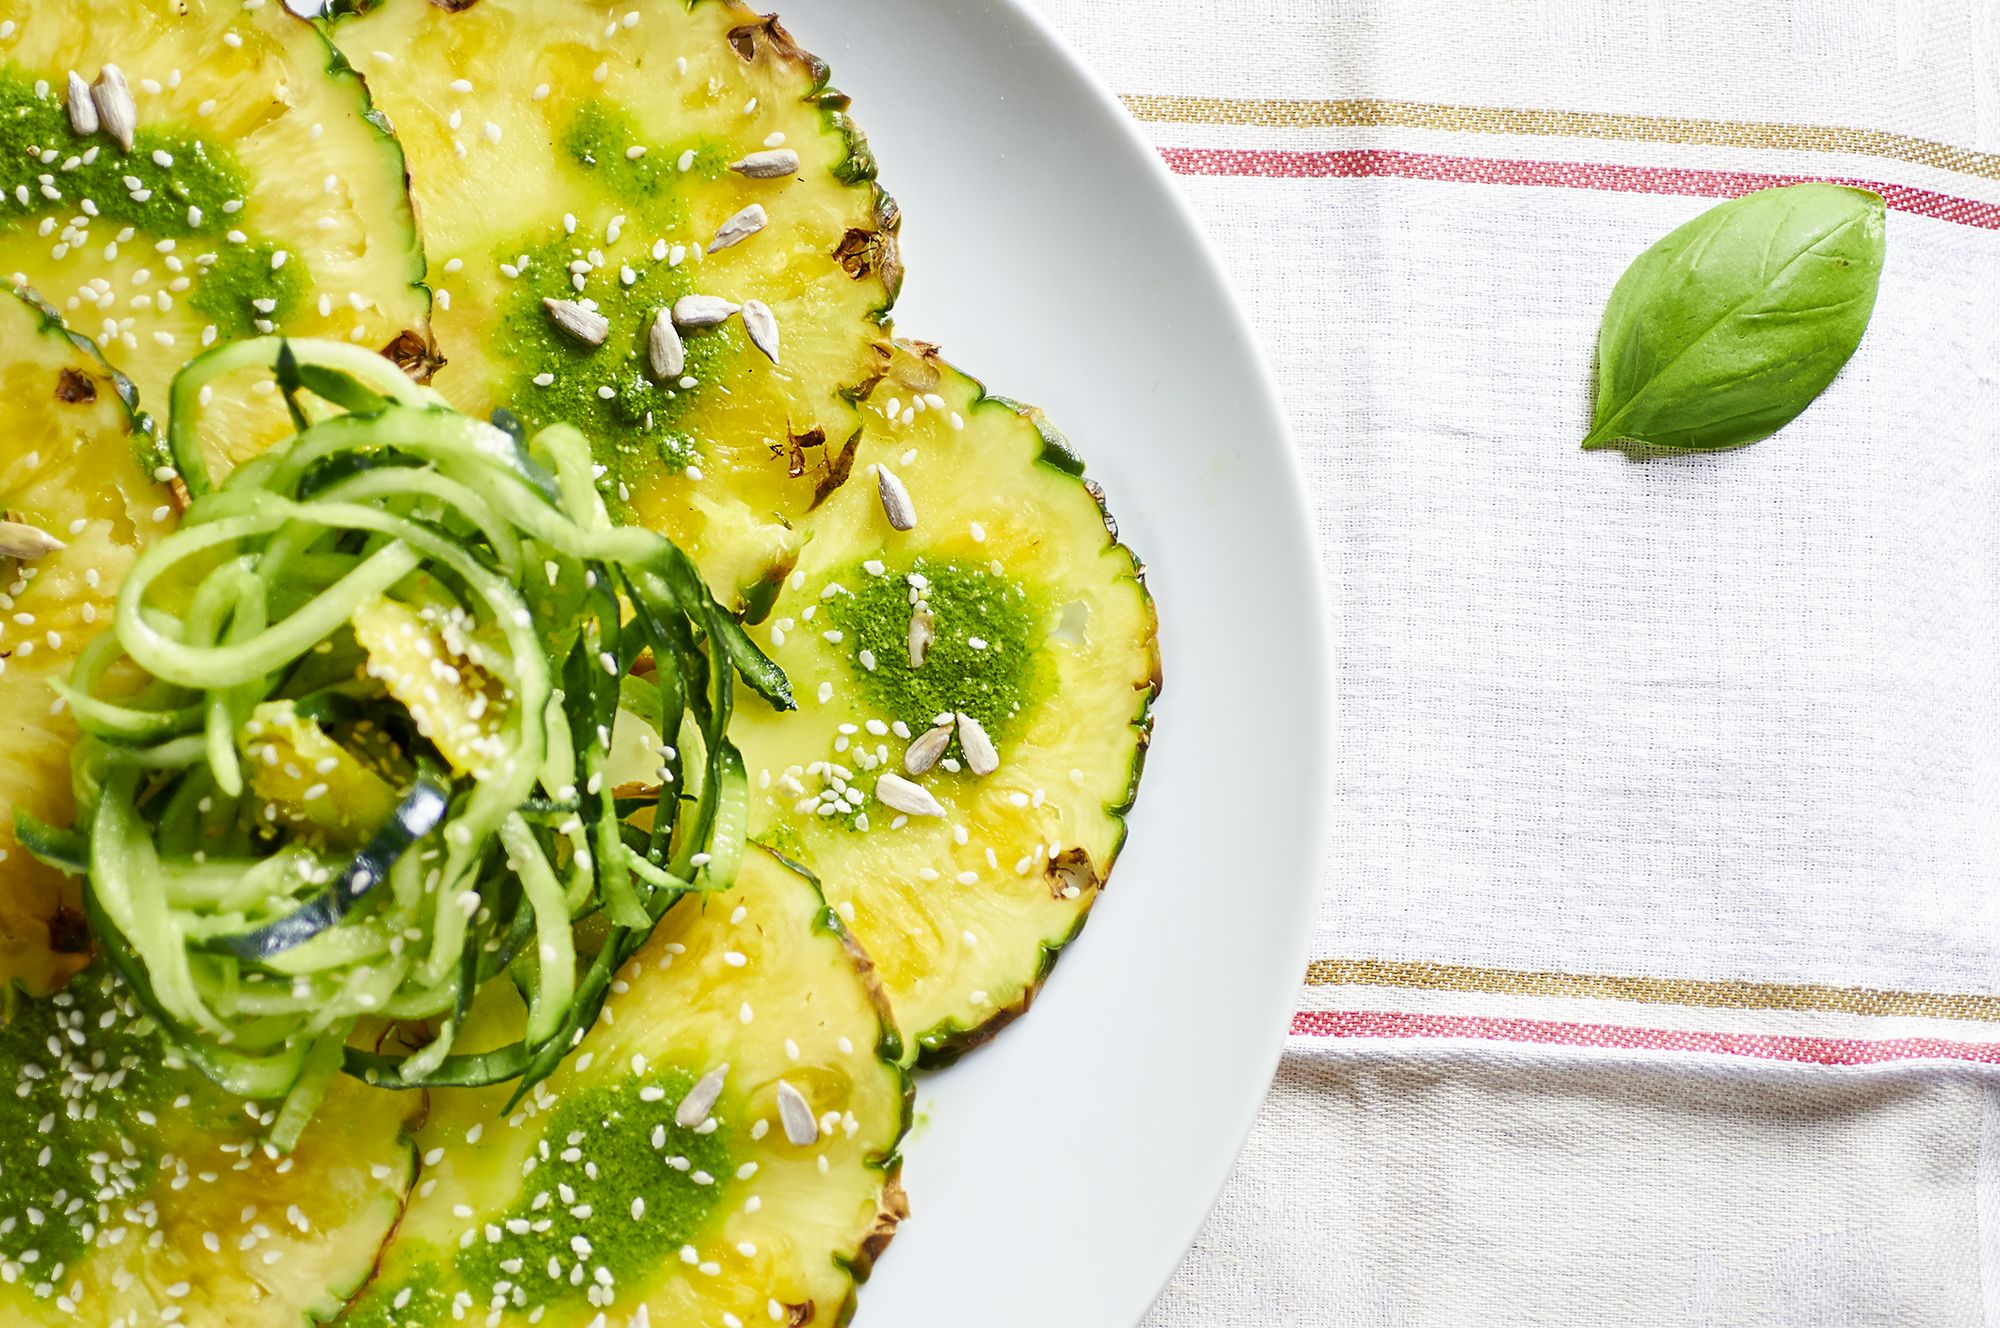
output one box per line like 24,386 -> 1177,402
56,367 -> 96,404
46,906 -> 91,955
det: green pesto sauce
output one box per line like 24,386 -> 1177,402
0,75 -> 306,337
0,969 -> 183,1286
0,76 -> 242,239
337,1277 -> 450,1328
494,104 -> 736,504
187,239 -> 305,340
563,100 -> 728,204
497,229 -> 726,500
767,818 -> 808,863
826,557 -> 1044,740
451,1070 -> 730,1312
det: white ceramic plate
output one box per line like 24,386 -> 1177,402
792,3 -> 1332,1323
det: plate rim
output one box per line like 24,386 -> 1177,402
847,0 -> 1336,1318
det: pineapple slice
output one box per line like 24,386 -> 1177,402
349,595 -> 510,779
0,965 -> 419,1326
338,848 -> 909,1328
326,0 -> 900,613
0,0 -> 431,477
0,288 -> 163,994
728,344 -> 1160,1062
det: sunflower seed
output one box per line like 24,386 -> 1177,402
740,299 -> 779,365
671,294 -> 739,330
65,72 -> 98,137
674,1063 -> 728,1129
903,722 -> 955,776
874,771 -> 945,818
706,203 -> 767,254
0,521 -> 65,562
91,65 -> 135,153
729,149 -> 800,179
774,1079 -> 818,1146
647,308 -> 684,379
907,603 -> 934,668
955,712 -> 1000,776
542,297 -> 609,347
876,465 -> 917,531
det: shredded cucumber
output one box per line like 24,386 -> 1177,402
26,337 -> 791,1143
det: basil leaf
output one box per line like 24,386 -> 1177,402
1583,182 -> 1886,452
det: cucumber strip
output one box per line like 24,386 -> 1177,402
10,812 -> 85,874
617,672 -> 666,737
621,845 -> 693,893
500,813 -> 575,1046
266,1034 -> 348,1153
697,744 -> 750,892
54,631 -> 202,743
569,584 -> 648,929
88,768 -> 218,1035
212,780 -> 449,959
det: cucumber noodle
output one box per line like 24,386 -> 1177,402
25,337 -> 792,1144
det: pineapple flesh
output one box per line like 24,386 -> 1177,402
0,289 -> 160,994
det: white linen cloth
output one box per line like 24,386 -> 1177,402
1023,0 -> 2000,1320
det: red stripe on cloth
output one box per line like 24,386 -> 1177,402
1159,147 -> 2000,230
1291,1009 -> 2000,1065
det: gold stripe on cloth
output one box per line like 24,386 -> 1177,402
1122,95 -> 2000,181
1305,958 -> 2000,1022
